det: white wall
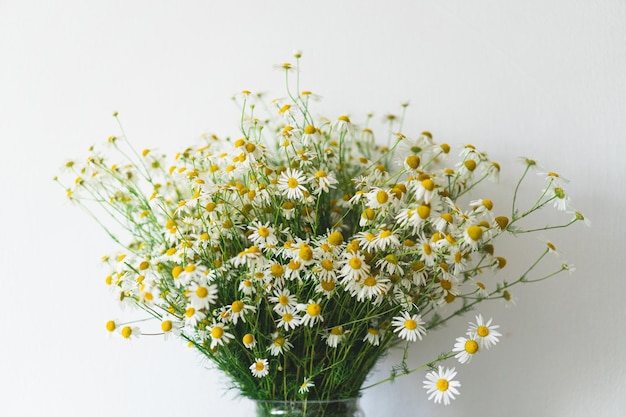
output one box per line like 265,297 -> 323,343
1,1 -> 624,416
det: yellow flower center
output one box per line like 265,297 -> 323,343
321,259 -> 334,271
272,295 -> 288,308
185,264 -> 196,273
299,244 -> 313,261
418,204 -> 430,219
185,307 -> 195,318
255,362 -> 265,371
477,325 -> 489,337
465,339 -> 479,354
258,227 -> 270,238
464,160 -> 477,171
121,326 -> 133,339
362,208 -> 376,220
307,303 -> 321,316
349,257 -> 362,269
231,300 -> 244,313
364,276 -> 377,287
466,225 -> 483,241
196,286 -> 209,298
436,379 -> 449,391
270,263 -> 284,277
105,320 -> 116,332
404,319 -> 417,330
405,155 -> 420,169
328,231 -> 344,246
243,334 -> 254,345
287,177 -> 299,188
440,280 -> 452,291
379,230 -> 392,239
421,178 -> 435,191
304,125 -> 316,134
283,313 -> 293,322
211,326 -> 224,339
161,320 -> 172,332
320,279 -> 336,291
330,326 -> 343,336
274,337 -> 285,347
376,190 -> 389,204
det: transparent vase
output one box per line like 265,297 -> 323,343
255,398 -> 364,417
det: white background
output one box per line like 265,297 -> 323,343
1,1 -> 624,416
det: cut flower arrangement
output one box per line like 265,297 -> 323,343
57,52 -> 587,410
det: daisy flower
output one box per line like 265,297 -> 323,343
277,168 -> 309,200
467,314 -> 501,350
324,326 -> 348,348
208,322 -> 235,350
242,333 -> 257,349
392,311 -> 426,342
299,299 -> 324,327
269,288 -> 298,314
119,325 -> 141,340
311,170 -> 338,195
299,377 -> 315,394
363,327 -> 382,346
452,336 -> 480,364
276,308 -> 302,331
187,281 -> 218,310
423,366 -> 461,405
249,358 -> 270,378
267,334 -> 294,356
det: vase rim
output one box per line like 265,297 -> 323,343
255,398 -> 359,404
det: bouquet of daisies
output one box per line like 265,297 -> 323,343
57,52 -> 586,406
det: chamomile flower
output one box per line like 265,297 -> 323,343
452,336 -> 480,364
187,281 -> 218,310
467,314 -> 501,350
269,288 -> 298,314
311,170 -> 338,195
119,325 -> 141,340
392,311 -> 426,342
248,221 -> 279,247
299,299 -> 324,327
207,321 -> 235,350
277,168 -> 309,200
363,326 -> 382,346
249,358 -> 270,378
276,308 -> 302,330
324,326 -> 348,348
242,333 -> 257,349
299,377 -> 315,394
423,366 -> 461,405
227,299 -> 256,325
267,334 -> 294,356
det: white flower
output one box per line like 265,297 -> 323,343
277,168 -> 309,200
299,299 -> 324,327
392,311 -> 426,342
276,308 -> 302,331
324,326 -> 348,348
452,336 -> 480,364
250,358 -> 270,378
208,322 -> 235,350
423,366 -> 461,405
467,314 -> 501,350
267,334 -> 294,356
299,377 -> 315,394
363,327 -> 382,346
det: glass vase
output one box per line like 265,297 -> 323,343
255,398 -> 364,417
